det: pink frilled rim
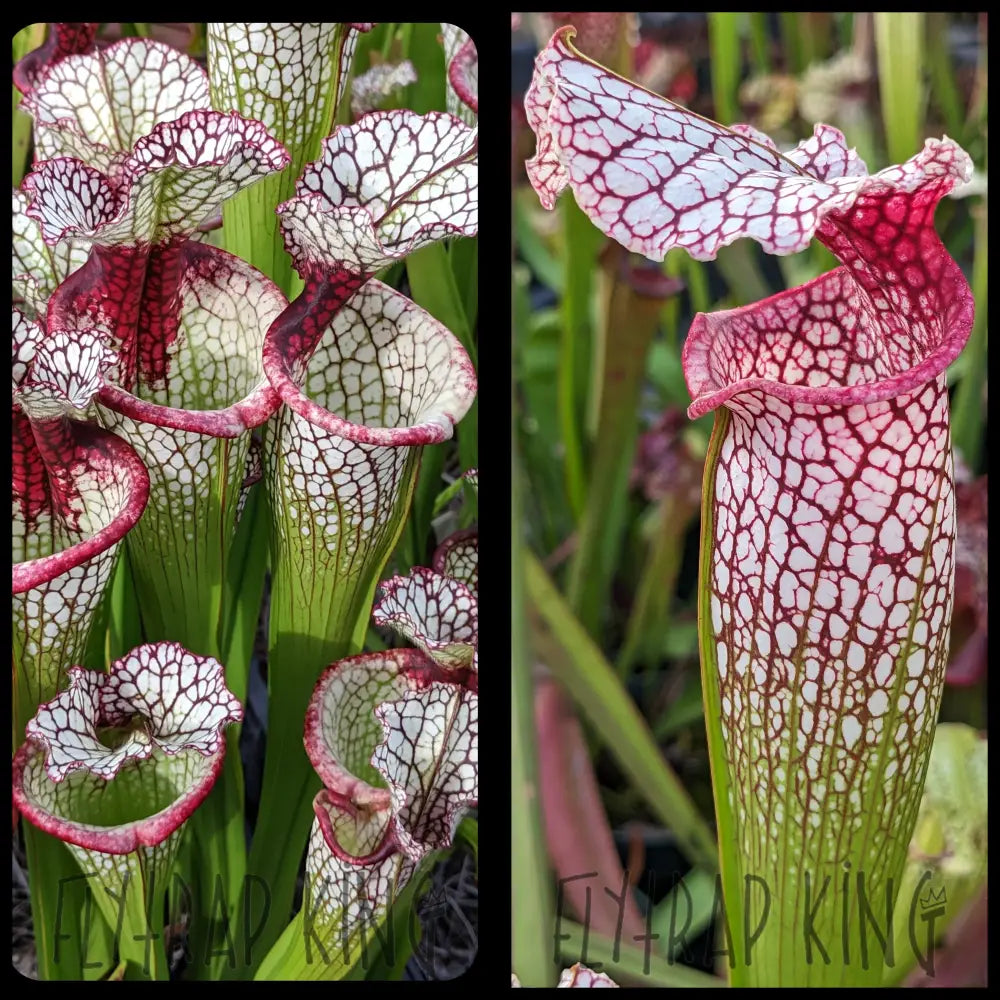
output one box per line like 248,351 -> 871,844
92,244 -> 287,437
432,528 -> 479,592
13,314 -> 150,594
262,109 -> 477,443
682,144 -> 974,418
263,279 -> 478,446
97,379 -> 282,438
372,566 -> 478,672
304,648 -> 478,865
303,648 -> 444,812
12,740 -> 224,854
524,27 -> 976,420
311,787 -> 400,867
11,642 -> 243,853
446,33 -> 478,115
12,22 -> 98,97
13,419 -> 150,594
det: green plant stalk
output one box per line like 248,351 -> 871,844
708,13 -> 742,127
926,13 -> 965,139
799,12 -> 831,65
108,431 -> 249,975
404,239 -> 479,492
254,852 -> 436,981
875,12 -> 926,166
12,23 -> 46,186
652,865 -> 718,947
525,552 -> 718,872
405,241 -> 477,365
401,443 -> 446,572
779,12 -> 806,74
237,444 -> 421,974
836,12 -> 856,51
22,827 -> 87,979
457,398 -> 479,500
220,485 -> 270,698
81,891 -> 115,980
684,252 -> 712,317
115,872 -> 171,981
566,251 -> 664,637
398,22 -> 447,116
210,23 -> 361,299
556,920 -> 722,988
693,411 -> 745,984
189,738 -> 248,980
120,435 -> 236,658
13,88 -> 33,187
714,242 -> 773,307
450,237 -> 479,336
558,197 -> 603,521
512,465 -> 557,984
455,816 -> 479,870
949,202 -> 988,472
106,544 -> 144,663
617,492 -> 698,676
77,847 -> 171,981
514,191 -> 564,293
747,13 -> 773,75
512,238 -> 555,984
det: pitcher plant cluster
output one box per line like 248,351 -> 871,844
515,17 -> 985,989
12,22 -> 478,981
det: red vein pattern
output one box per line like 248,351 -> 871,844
13,23 -> 99,97
21,39 -> 292,650
235,436 -> 263,526
442,25 -> 478,123
254,104 -> 477,934
12,189 -> 88,320
272,110 -> 477,287
525,27 -> 922,262
432,528 -> 479,593
264,279 -> 476,673
25,642 -> 242,782
207,24 -> 371,158
88,244 -> 286,648
305,793 -> 416,958
373,567 -> 478,671
525,28 -> 976,981
13,311 -> 149,729
372,682 -> 478,859
302,648 -> 477,946
206,22 -> 373,296
23,39 -> 210,169
22,39 -> 288,397
12,641 -> 241,901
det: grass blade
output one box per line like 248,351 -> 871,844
875,12 -> 926,164
556,921 -> 722,987
524,551 -> 718,872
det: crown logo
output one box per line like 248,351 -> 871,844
919,885 -> 947,909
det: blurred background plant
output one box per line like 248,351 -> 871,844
511,11 -> 987,987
